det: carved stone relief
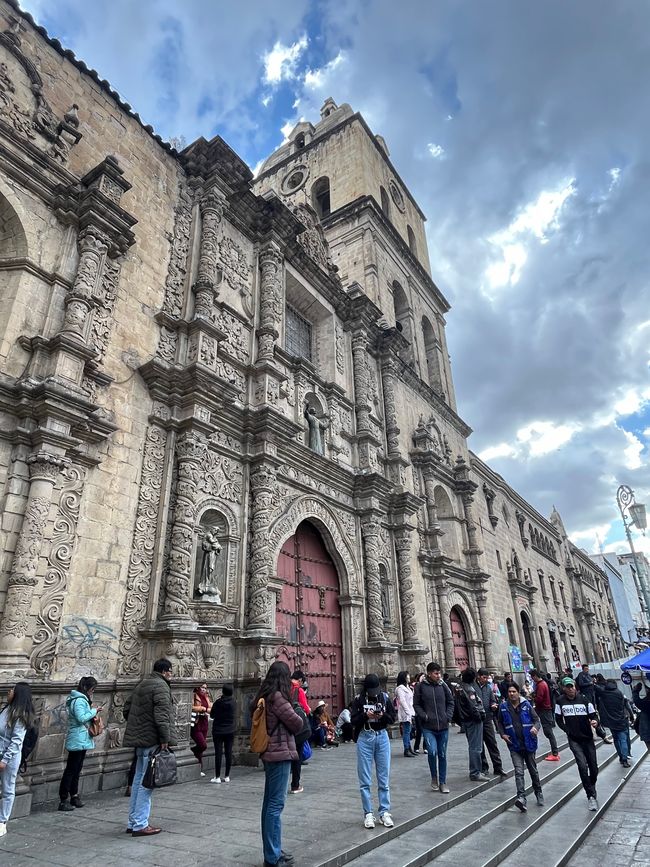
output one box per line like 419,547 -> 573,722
117,425 -> 168,675
89,256 -> 122,363
216,308 -> 250,364
219,235 -> 253,312
196,451 -> 243,503
335,323 -> 345,375
161,183 -> 194,320
246,464 -> 279,630
30,466 -> 86,675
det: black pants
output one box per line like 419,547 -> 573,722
539,710 -> 559,755
340,722 -> 354,742
568,737 -> 598,799
290,757 -> 302,791
481,717 -> 504,773
213,733 -> 233,778
59,749 -> 86,801
413,715 -> 423,751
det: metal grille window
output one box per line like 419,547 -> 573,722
285,304 -> 312,361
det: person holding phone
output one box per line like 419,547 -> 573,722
350,674 -> 397,830
58,676 -> 98,812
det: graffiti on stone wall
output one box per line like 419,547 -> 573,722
57,616 -> 119,677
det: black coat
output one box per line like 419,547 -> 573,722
413,680 -> 454,731
595,683 -> 630,732
210,696 -> 236,735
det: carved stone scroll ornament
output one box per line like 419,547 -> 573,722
360,516 -> 386,643
117,425 -> 168,675
335,323 -> 345,375
163,432 -> 208,620
394,529 -> 419,646
257,243 -> 283,363
219,236 -> 253,314
0,453 -> 67,654
160,183 -> 195,320
246,464 -> 278,631
30,465 -> 86,675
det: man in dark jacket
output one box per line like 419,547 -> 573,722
414,661 -> 455,793
575,665 -> 612,742
531,669 -> 559,761
124,658 -> 177,836
594,679 -> 633,767
555,676 -> 599,811
476,668 -> 506,778
457,668 -> 487,782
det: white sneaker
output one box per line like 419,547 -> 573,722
587,797 -> 598,811
223,776 -> 230,782
0,822 -> 6,837
379,813 -> 394,828
364,813 -> 376,829
200,771 -> 206,777
210,777 -> 221,783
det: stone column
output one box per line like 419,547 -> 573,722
245,463 -> 279,633
351,333 -> 371,433
476,591 -> 496,669
436,581 -> 455,670
0,451 -> 67,670
460,492 -> 481,569
193,188 -> 226,318
62,228 -> 108,337
257,243 -> 283,363
381,365 -> 400,457
360,515 -> 385,644
394,528 -> 419,647
162,431 -> 207,624
421,466 -> 444,553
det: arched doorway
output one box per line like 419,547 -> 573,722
450,606 -> 470,669
276,521 -> 344,714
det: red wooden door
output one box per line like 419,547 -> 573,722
450,607 -> 470,669
276,521 -> 344,715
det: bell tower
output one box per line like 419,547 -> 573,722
254,98 -> 458,410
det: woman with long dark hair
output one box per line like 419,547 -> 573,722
190,682 -> 211,776
395,671 -> 416,756
253,660 -> 303,867
0,681 -> 35,837
58,676 -> 99,812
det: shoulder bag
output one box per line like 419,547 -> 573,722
142,746 -> 177,789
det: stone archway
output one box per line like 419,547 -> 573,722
450,605 -> 470,669
275,520 -> 344,715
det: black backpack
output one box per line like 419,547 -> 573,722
19,722 -> 39,774
292,702 -> 311,748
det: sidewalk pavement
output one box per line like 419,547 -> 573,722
568,748 -> 650,867
0,725 -> 514,867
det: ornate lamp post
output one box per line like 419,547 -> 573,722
616,484 -> 650,624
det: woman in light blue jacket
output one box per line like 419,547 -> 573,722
0,681 -> 35,837
58,676 -> 98,812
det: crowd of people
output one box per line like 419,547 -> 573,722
0,659 -> 649,867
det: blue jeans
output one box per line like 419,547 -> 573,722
612,728 -> 631,762
261,760 -> 291,865
128,746 -> 155,832
465,721 -> 484,778
401,721 -> 412,751
356,729 -> 390,817
422,728 -> 449,783
0,754 -> 20,823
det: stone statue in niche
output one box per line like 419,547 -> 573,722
381,580 -> 391,625
198,527 -> 222,603
304,402 -> 329,455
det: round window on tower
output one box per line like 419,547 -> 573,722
389,179 -> 405,212
281,165 -> 309,195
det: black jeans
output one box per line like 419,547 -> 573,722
413,715 -> 423,751
510,749 -> 542,798
568,737 -> 598,799
481,717 -> 504,773
213,733 -> 234,778
539,710 -> 559,755
59,750 -> 86,801
290,757 -> 302,791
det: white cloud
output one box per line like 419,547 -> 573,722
304,52 -> 344,89
622,431 -> 644,469
263,35 -> 308,85
516,421 -> 580,456
261,94 -> 272,107
484,180 -> 576,290
427,143 -> 445,159
280,119 -> 297,141
478,442 -> 517,461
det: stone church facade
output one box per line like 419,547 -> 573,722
0,1 -> 622,809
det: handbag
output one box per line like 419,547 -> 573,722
300,739 -> 312,761
88,713 -> 104,738
142,747 -> 177,790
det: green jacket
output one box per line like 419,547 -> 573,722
123,673 -> 177,748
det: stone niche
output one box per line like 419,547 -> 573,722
193,508 -> 228,605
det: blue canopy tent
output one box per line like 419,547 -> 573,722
620,647 -> 650,673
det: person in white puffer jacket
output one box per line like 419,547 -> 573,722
395,671 -> 416,757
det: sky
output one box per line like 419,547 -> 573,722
20,0 -> 650,559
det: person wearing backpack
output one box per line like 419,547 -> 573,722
58,676 -> 99,812
413,662 -> 454,793
456,668 -> 487,782
0,682 -> 35,838
350,673 -> 397,829
251,660 -> 303,867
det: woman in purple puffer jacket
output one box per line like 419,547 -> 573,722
254,661 -> 303,867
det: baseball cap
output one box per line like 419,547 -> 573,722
363,673 -> 381,697
561,677 -> 575,687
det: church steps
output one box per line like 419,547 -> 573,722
318,737 -> 638,867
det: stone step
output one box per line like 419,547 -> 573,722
498,749 -> 647,867
334,736 -> 637,867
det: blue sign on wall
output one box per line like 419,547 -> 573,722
509,645 -> 524,673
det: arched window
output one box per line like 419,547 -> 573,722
506,617 -> 516,645
312,177 -> 331,219
380,185 -> 390,219
421,315 -> 442,392
294,132 -> 305,151
407,225 -> 417,257
538,626 -> 547,650
520,611 -> 534,657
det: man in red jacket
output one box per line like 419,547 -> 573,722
531,670 -> 559,761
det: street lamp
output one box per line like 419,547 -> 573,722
616,484 -> 650,622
